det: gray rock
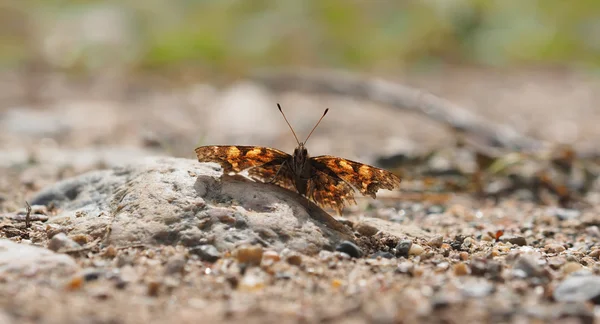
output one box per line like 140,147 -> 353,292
30,157 -> 354,255
335,241 -> 362,258
47,232 -> 81,252
190,245 -> 221,262
459,278 -> 495,298
0,239 -> 78,276
553,275 -> 600,304
395,240 -> 413,258
512,255 -> 548,280
500,235 -> 528,246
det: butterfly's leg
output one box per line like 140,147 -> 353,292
267,160 -> 287,183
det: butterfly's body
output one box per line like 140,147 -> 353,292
195,104 -> 401,215
290,144 -> 311,195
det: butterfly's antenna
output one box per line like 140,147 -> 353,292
303,108 -> 329,145
277,103 -> 300,145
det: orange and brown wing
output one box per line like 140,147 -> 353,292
308,168 -> 357,215
311,156 -> 401,199
195,145 -> 290,173
247,162 -> 296,192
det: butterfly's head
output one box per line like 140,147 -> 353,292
293,143 -> 309,165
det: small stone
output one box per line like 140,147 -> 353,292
553,275 -> 600,304
427,235 -> 444,248
408,244 -> 424,256
335,241 -> 362,258
427,205 -> 445,214
102,246 -> 118,258
47,233 -> 81,252
45,224 -> 65,239
589,249 -> 600,258
459,252 -> 469,261
395,240 -> 412,258
331,279 -> 343,289
355,223 -> 379,237
451,235 -> 465,250
235,245 -> 263,266
189,245 -> 221,263
147,281 -> 161,297
453,263 -> 470,276
66,275 -> 84,291
164,255 -> 186,275
548,256 -> 566,270
81,269 -> 103,282
585,226 -> 600,238
70,234 -> 92,246
461,237 -> 474,250
481,233 -> 494,241
262,250 -> 280,263
500,235 -> 528,246
562,262 -> 582,275
238,271 -> 265,291
460,279 -> 494,298
396,261 -> 414,274
286,254 -> 302,266
513,256 -> 547,279
545,243 -> 566,254
553,208 -> 580,220
370,251 -> 395,259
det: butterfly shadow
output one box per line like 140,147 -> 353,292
193,174 -> 354,240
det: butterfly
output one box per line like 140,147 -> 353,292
195,104 -> 401,215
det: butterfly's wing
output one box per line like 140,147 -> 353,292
311,156 -> 401,199
195,146 -> 290,173
307,168 -> 357,215
247,161 -> 296,192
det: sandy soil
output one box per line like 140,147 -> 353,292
1,67 -> 599,324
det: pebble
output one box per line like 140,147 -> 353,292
286,253 -> 303,266
453,263 -> 470,276
147,281 -> 161,297
459,252 -> 469,261
164,255 -> 186,275
408,244 -> 425,256
370,251 -> 395,259
553,275 -> 600,304
462,237 -> 474,249
234,245 -> 264,266
545,243 -> 566,254
70,234 -> 92,246
481,234 -> 494,242
238,271 -> 266,291
395,240 -> 412,257
451,235 -> 465,250
335,241 -> 362,258
47,233 -> 81,252
102,246 -> 118,258
355,223 -> 379,237
262,250 -> 280,263
562,262 -> 582,275
500,235 -> 528,246
460,279 -> 494,298
45,224 -> 66,239
589,249 -> 600,258
427,235 -> 444,248
585,226 -> 600,237
513,256 -> 546,279
189,245 -> 221,262
553,208 -> 580,220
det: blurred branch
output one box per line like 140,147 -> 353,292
251,69 -> 545,152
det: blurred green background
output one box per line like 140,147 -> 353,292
1,0 -> 600,78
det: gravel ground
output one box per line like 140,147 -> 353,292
1,68 -> 600,324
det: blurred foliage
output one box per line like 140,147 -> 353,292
0,0 -> 599,75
